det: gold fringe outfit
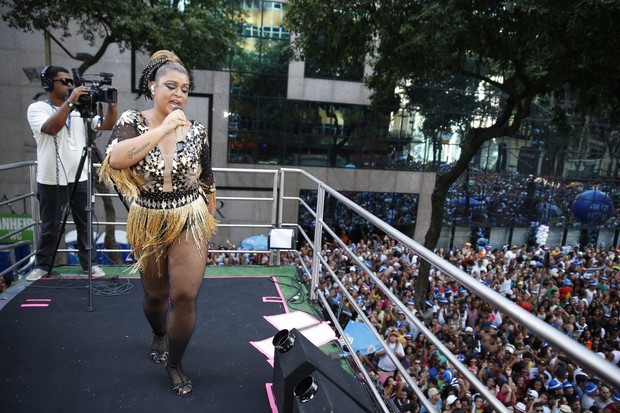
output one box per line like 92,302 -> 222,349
99,109 -> 217,276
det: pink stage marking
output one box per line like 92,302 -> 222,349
268,275 -> 289,313
263,297 -> 284,304
266,383 -> 278,413
21,298 -> 52,308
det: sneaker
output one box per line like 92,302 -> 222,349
90,265 -> 106,278
26,268 -> 48,282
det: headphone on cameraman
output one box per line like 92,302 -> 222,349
40,66 -> 54,92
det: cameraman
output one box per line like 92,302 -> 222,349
25,65 -> 117,281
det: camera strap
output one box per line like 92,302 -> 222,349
43,99 -> 66,186
53,134 -> 61,187
46,99 -> 71,133
47,98 -> 77,151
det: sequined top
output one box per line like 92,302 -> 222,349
107,109 -> 215,209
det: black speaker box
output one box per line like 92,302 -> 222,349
272,328 -> 375,413
292,371 -> 371,413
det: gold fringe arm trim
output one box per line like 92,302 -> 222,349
126,197 -> 218,276
206,191 -> 216,205
206,191 -> 216,211
98,149 -> 144,202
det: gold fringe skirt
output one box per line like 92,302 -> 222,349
99,151 -> 218,276
127,196 -> 217,276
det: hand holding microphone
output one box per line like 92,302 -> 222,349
171,105 -> 187,152
171,105 -> 186,140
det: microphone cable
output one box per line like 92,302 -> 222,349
91,276 -> 135,296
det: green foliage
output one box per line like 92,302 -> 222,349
408,74 -> 488,142
286,0 -> 620,124
0,0 -> 244,72
284,0 -> 370,81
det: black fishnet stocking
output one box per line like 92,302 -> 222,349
140,230 -> 208,366
141,267 -> 169,338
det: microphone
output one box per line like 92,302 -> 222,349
172,105 -> 185,152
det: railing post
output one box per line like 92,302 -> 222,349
270,170 -> 283,266
310,185 -> 325,300
29,162 -> 39,265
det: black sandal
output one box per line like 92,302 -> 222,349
149,334 -> 168,364
166,363 -> 193,397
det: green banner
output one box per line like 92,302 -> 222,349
0,214 -> 34,243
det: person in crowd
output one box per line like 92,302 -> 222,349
443,394 -> 461,413
395,388 -> 415,412
99,50 -> 217,397
376,330 -> 406,382
26,65 -> 117,281
384,374 -> 407,403
582,383 -> 600,410
595,387 -> 614,410
420,387 -> 443,413
473,393 -> 487,413
602,393 -> 620,413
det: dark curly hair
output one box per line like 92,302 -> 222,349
137,50 -> 187,100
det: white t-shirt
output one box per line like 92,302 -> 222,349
584,287 -> 597,307
377,341 -> 404,372
27,100 -> 88,185
499,277 -> 513,295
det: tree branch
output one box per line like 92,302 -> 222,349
459,68 -> 507,93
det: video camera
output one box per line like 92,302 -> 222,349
71,69 -> 118,109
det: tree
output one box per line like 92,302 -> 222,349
1,0 -> 243,73
1,0 -> 243,262
285,0 -> 620,305
409,74 -> 486,166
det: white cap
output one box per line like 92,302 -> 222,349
447,395 -> 458,406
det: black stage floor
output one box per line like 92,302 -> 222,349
0,275 -> 288,413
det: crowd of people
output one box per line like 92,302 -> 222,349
294,172 -> 620,273
444,171 -> 620,229
271,234 -> 620,413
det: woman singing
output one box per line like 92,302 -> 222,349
99,50 -> 217,397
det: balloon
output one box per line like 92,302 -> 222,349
571,190 -> 613,225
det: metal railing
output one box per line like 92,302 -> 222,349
278,167 -> 620,413
0,161 -> 38,277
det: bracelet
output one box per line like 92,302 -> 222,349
66,101 -> 76,111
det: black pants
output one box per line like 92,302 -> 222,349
35,181 -> 95,272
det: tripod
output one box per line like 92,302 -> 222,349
48,104 -> 127,311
